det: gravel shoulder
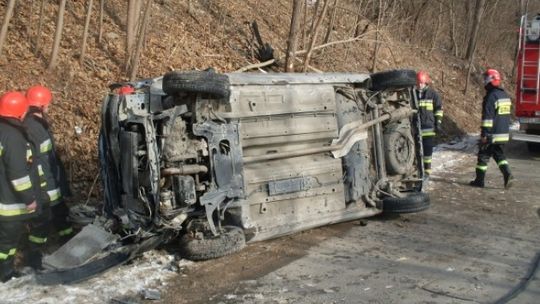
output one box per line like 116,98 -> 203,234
162,139 -> 540,304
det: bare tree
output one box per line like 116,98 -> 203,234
430,1 -> 443,50
80,0 -> 94,63
303,0 -> 330,72
353,0 -> 365,38
371,0 -> 384,72
126,0 -> 139,69
465,0 -> 486,60
48,0 -> 67,70
27,0 -> 35,42
449,0 -> 458,57
323,0 -> 339,44
129,0 -> 153,81
0,0 -> 17,58
285,0 -> 303,72
34,0 -> 46,54
98,0 -> 104,43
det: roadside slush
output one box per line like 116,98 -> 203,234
187,139 -> 540,304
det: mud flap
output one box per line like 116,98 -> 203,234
42,224 -> 119,270
36,251 -> 132,285
37,230 -> 165,285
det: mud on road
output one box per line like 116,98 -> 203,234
161,140 -> 540,304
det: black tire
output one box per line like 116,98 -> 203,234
527,142 -> 540,153
383,192 -> 430,213
178,226 -> 246,261
384,126 -> 415,175
370,69 -> 417,91
163,70 -> 230,98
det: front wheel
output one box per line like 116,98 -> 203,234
178,226 -> 246,261
382,192 -> 430,214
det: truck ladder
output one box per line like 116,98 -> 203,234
520,15 -> 540,105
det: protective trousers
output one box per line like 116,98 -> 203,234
0,220 -> 25,282
422,136 -> 434,175
473,143 -> 512,187
51,200 -> 73,239
26,207 -> 51,269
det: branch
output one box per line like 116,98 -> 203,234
295,30 -> 376,55
233,59 -> 275,73
294,56 -> 323,73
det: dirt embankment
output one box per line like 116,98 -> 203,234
0,0 -> 517,200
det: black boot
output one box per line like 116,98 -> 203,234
23,250 -> 43,270
0,260 -> 17,283
500,164 -> 514,189
469,169 -> 485,188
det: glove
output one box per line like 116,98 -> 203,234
434,122 -> 442,135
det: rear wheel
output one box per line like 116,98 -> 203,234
163,69 -> 230,98
178,226 -> 246,261
370,69 -> 417,91
384,126 -> 415,175
527,142 -> 540,153
383,192 -> 430,213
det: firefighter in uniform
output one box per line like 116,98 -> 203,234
415,71 -> 443,177
470,69 -> 514,188
24,85 -> 73,246
0,92 -> 44,282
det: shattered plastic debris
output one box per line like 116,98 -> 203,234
140,288 -> 161,300
396,257 -> 408,261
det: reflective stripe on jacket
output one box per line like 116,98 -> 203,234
481,87 -> 511,144
24,112 -> 62,207
0,118 -> 40,221
415,86 -> 443,137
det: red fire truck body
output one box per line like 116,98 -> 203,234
514,14 -> 540,150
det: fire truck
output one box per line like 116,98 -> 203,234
514,14 -> 540,151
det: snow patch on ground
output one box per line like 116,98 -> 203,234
432,135 -> 479,176
0,136 -> 479,303
0,250 -> 193,304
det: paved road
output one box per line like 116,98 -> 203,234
162,141 -> 540,304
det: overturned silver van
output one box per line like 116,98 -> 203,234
39,69 -> 429,284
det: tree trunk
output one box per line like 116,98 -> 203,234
34,0 -> 45,54
411,0 -> 428,39
449,0 -> 458,57
303,0 -> 330,72
465,0 -> 486,60
285,0 -> 303,72
464,50 -> 476,94
353,0 -> 365,38
80,0 -> 94,63
371,0 -> 383,72
301,0 -> 307,49
430,1 -> 443,51
98,0 -> 104,43
27,0 -> 35,42
0,0 -> 17,58
129,0 -> 153,81
126,0 -> 137,69
323,0 -> 339,44
48,0 -> 67,70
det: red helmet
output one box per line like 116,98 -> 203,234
483,69 -> 501,87
0,91 -> 29,120
416,71 -> 430,86
26,85 -> 53,108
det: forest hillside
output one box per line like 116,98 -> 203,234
0,0 -> 538,200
